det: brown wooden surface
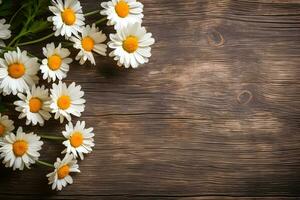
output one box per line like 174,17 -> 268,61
1,0 -> 300,199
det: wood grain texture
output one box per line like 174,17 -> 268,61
1,0 -> 300,199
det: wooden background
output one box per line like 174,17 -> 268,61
1,0 -> 300,199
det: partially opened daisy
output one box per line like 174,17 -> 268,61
41,43 -> 72,82
50,81 -> 85,123
14,85 -> 51,126
0,48 -> 39,95
100,0 -> 144,30
70,24 -> 107,65
47,153 -> 80,191
0,19 -> 11,43
0,127 -> 43,170
0,114 -> 14,140
48,0 -> 85,37
62,121 -> 94,160
108,22 -> 155,68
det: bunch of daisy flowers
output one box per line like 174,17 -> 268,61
0,0 -> 154,191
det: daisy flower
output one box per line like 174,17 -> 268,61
0,19 -> 11,42
50,81 -> 85,123
0,114 -> 14,140
47,153 -> 80,191
0,48 -> 39,95
41,43 -> 72,82
108,22 -> 155,68
100,0 -> 144,30
62,121 -> 94,160
70,24 -> 107,65
48,0 -> 85,37
14,85 -> 51,126
0,127 -> 43,170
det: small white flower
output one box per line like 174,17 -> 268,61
108,22 -> 155,68
41,43 -> 72,82
46,153 -> 80,191
48,0 -> 85,37
70,24 -> 107,65
14,85 -> 51,126
0,114 -> 14,140
62,121 -> 94,160
0,127 -> 43,170
100,0 -> 143,30
0,48 -> 39,95
0,19 -> 11,41
50,81 -> 85,123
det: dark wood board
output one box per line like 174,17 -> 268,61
0,0 -> 300,199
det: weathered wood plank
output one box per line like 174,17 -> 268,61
0,0 -> 300,199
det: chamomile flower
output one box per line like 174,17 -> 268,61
14,85 -> 51,126
50,81 -> 85,123
48,0 -> 85,37
100,0 -> 144,30
47,153 -> 80,191
0,48 -> 39,95
0,114 -> 14,140
41,43 -> 72,82
0,127 -> 43,170
108,22 -> 155,68
70,24 -> 107,65
62,121 -> 94,160
0,19 -> 11,41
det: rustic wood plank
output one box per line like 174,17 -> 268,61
1,0 -> 300,199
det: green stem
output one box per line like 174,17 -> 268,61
0,46 -> 15,51
40,135 -> 65,140
7,32 -> 27,47
18,33 -> 54,47
9,4 -> 26,24
94,17 -> 107,25
84,10 -> 100,17
36,160 -> 55,168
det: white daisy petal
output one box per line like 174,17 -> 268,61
0,48 -> 39,96
40,42 -> 72,82
108,22 -> 155,68
46,153 -> 79,191
13,85 -> 51,126
48,0 -> 85,38
50,81 -> 85,123
61,121 -> 94,160
0,129 -> 43,170
0,114 -> 14,141
100,0 -> 143,30
71,24 -> 107,66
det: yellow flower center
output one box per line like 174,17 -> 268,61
57,165 -> 70,179
29,97 -> 43,113
48,54 -> 62,70
13,140 -> 28,157
61,8 -> 76,25
0,123 -> 6,136
115,0 -> 129,18
8,63 -> 25,79
70,132 -> 83,148
123,36 -> 138,53
81,36 -> 95,52
57,95 -> 71,110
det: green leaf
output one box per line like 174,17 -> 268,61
27,20 -> 50,34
